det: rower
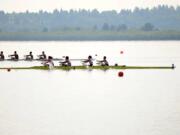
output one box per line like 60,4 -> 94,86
82,55 -> 93,66
38,51 -> 46,60
97,56 -> 109,66
0,51 -> 5,60
60,56 -> 71,66
9,51 -> 19,60
25,51 -> 33,60
42,56 -> 54,68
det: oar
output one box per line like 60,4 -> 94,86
96,61 -> 102,65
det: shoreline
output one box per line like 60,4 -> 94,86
0,30 -> 180,41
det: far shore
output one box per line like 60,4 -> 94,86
0,30 -> 180,41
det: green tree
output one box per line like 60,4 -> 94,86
117,24 -> 127,31
93,25 -> 98,31
102,23 -> 109,31
75,27 -> 81,31
42,27 -> 48,32
141,23 -> 154,31
110,25 -> 116,31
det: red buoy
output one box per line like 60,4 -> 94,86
118,71 -> 124,77
7,68 -> 11,72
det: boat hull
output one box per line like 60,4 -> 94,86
0,65 -> 175,70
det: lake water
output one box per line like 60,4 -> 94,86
0,41 -> 180,135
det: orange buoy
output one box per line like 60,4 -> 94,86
7,68 -> 11,72
118,71 -> 124,77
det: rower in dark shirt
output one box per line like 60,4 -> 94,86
0,51 -> 5,60
25,51 -> 33,60
9,51 -> 19,60
38,51 -> 46,60
82,55 -> 93,66
97,56 -> 109,66
60,56 -> 71,66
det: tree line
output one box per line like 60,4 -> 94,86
0,5 -> 180,32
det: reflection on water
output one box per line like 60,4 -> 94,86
0,41 -> 180,135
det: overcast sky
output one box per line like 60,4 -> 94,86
0,0 -> 180,12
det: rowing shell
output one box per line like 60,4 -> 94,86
0,58 -> 63,61
0,58 -> 87,62
0,64 -> 175,70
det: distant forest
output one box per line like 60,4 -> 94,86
0,5 -> 180,40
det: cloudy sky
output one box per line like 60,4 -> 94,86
0,0 -> 180,12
